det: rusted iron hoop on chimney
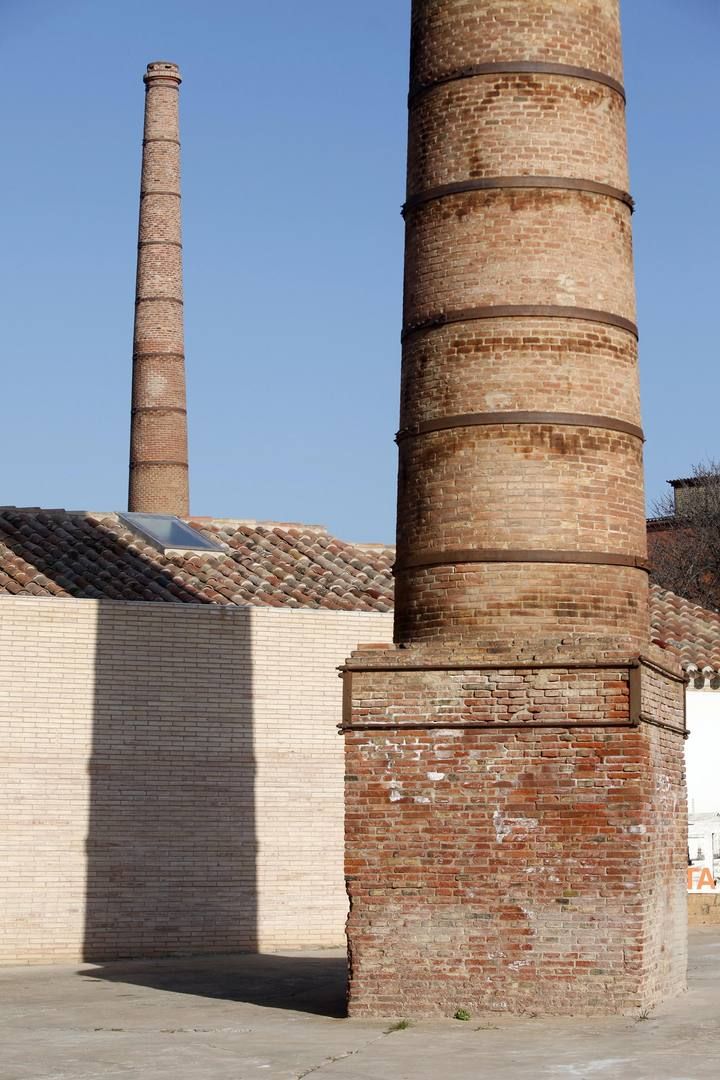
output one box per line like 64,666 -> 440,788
131,406 -> 187,415
143,137 -> 181,146
402,305 -> 638,341
395,411 -> 644,443
408,61 -> 626,105
135,296 -> 184,305
394,549 -> 650,573
402,176 -> 634,214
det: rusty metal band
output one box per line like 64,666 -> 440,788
408,61 -> 625,104
143,137 -> 181,146
396,411 -> 644,443
141,191 -> 181,198
342,719 -> 636,733
342,717 -> 684,735
138,240 -> 182,248
402,306 -> 638,340
130,460 -> 188,469
402,176 -> 634,214
395,549 -> 650,572
131,406 -> 187,416
135,296 -> 184,305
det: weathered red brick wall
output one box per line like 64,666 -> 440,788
128,62 -> 189,517
344,651 -> 686,1016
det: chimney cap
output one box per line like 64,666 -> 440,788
144,61 -> 181,85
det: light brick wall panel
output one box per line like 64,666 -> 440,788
0,596 -> 393,962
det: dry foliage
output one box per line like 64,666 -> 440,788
649,461 -> 720,612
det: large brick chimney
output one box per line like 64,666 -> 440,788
343,0 -> 687,1017
128,61 -> 189,516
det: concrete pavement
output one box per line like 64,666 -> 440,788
2,930 -> 719,1079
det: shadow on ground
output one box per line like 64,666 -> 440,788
79,952 -> 348,1018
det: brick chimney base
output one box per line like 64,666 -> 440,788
342,643 -> 687,1017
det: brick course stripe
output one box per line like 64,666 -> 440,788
408,61 -> 626,104
395,549 -> 650,572
396,411 -> 644,443
402,305 -> 638,340
402,176 -> 634,214
130,460 -> 189,468
133,352 -> 185,361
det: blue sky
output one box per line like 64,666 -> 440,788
1,0 -> 717,543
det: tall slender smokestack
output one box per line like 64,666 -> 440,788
395,5 -> 645,647
128,61 -> 189,516
343,0 -> 687,1019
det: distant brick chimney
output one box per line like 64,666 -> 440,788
128,61 -> 189,516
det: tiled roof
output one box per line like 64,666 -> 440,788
2,508 -> 719,675
0,508 -> 393,612
650,583 -> 720,680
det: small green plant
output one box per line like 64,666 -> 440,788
635,1008 -> 652,1023
454,1008 -> 471,1021
385,1018 -> 411,1033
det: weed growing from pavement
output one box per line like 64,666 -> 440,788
385,1019 -> 411,1033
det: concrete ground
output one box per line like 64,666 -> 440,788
2,931 -> 719,1080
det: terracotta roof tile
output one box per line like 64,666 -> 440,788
650,583 -> 720,678
0,509 -> 394,613
3,507 -> 719,675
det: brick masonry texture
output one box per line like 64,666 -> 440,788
397,1 -> 641,641
129,62 -> 189,517
409,0 -> 625,88
688,893 -> 720,926
0,597 -> 393,962
344,645 -> 687,1016
407,75 -> 629,193
345,0 -> 688,1017
0,508 -> 709,663
0,508 -> 709,968
400,321 -> 639,426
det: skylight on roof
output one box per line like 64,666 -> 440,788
119,513 -> 224,553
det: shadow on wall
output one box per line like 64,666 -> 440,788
86,596 -> 257,961
0,519 -> 258,962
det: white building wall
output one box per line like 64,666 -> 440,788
686,687 -> 720,816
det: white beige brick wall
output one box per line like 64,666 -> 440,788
0,596 -> 393,963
